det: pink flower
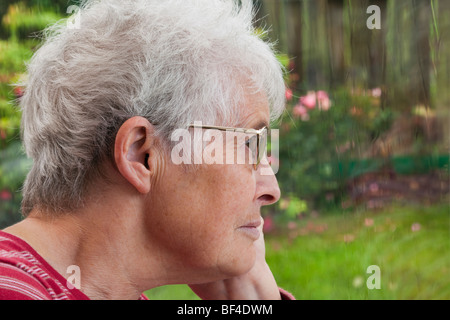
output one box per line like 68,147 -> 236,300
364,218 -> 374,227
299,91 -> 316,109
371,87 -> 382,98
316,90 -> 331,111
411,223 -> 421,232
288,60 -> 296,71
13,86 -> 24,98
293,104 -> 307,117
369,183 -> 379,193
316,90 -> 328,100
301,114 -> 310,121
0,190 -> 12,201
263,216 -> 274,233
285,88 -> 293,101
287,221 -> 297,230
343,234 -> 355,243
293,104 -> 310,121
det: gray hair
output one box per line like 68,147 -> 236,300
18,0 -> 286,216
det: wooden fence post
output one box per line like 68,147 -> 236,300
435,0 -> 450,152
285,0 -> 304,86
347,0 -> 387,90
411,0 -> 431,107
326,0 -> 346,88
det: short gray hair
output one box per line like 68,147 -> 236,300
18,0 -> 286,216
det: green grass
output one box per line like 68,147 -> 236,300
144,202 -> 450,300
267,202 -> 450,299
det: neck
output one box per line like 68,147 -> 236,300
4,200 -> 167,300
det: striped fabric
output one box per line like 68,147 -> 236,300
0,231 -> 89,300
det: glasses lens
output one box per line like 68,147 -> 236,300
245,134 -> 258,165
257,128 -> 267,166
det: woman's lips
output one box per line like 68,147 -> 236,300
237,219 -> 261,240
241,219 -> 262,228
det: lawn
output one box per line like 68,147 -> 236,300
144,201 -> 450,300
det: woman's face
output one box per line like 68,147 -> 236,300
144,91 -> 281,283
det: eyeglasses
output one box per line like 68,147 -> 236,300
187,124 -> 268,170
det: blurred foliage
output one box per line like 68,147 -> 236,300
0,0 -> 80,20
0,40 -> 34,74
2,2 -> 61,41
0,140 -> 31,227
0,0 -> 78,39
0,2 -> 64,227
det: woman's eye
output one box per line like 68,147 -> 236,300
245,136 -> 255,149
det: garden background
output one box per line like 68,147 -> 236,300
0,0 -> 449,299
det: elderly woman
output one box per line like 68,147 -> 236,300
0,0 -> 292,300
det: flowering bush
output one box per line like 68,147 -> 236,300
0,42 -> 34,227
266,84 -> 395,222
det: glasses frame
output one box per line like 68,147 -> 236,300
187,123 -> 268,170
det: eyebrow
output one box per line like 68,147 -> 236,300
252,120 -> 269,130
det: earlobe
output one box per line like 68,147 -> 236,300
114,117 -> 153,194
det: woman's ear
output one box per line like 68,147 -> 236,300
114,116 -> 154,194
144,153 -> 150,170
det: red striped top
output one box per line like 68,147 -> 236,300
0,230 -> 90,300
